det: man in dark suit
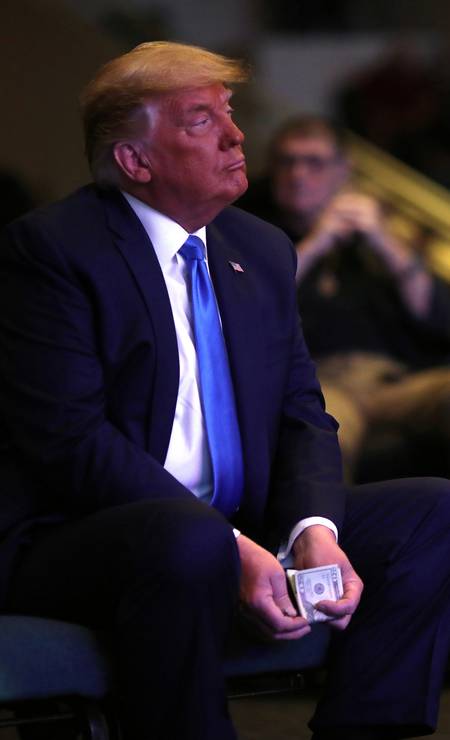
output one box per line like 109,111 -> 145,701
1,41 -> 450,740
238,115 -> 450,482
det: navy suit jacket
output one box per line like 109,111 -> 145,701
0,185 -> 344,598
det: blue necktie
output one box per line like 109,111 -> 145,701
179,235 -> 243,518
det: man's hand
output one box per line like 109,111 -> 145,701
313,191 -> 385,247
295,191 -> 388,279
293,525 -> 363,631
296,188 -> 432,314
237,534 -> 310,641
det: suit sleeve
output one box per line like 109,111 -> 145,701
0,217 -> 193,515
265,240 -> 346,543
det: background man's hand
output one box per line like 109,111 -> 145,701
237,534 -> 310,641
293,525 -> 364,630
313,191 -> 385,248
295,190 -> 388,277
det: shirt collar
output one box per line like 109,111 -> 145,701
122,191 -> 207,267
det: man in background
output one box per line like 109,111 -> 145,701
1,45 -> 450,740
240,115 -> 450,480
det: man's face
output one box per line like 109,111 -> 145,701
271,134 -> 347,221
141,83 -> 247,230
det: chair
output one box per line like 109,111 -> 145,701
0,616 -> 114,740
225,622 -> 330,698
0,614 -> 330,739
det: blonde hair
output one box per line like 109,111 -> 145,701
81,41 -> 249,187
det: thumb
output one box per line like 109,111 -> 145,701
271,570 -> 297,617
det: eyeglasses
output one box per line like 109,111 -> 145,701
274,153 -> 339,173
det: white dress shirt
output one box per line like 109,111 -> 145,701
123,191 -> 214,504
122,192 -> 338,558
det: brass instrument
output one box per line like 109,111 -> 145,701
348,132 -> 450,283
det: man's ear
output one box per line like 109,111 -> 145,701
113,143 -> 151,183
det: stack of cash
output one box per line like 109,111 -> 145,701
286,564 -> 343,623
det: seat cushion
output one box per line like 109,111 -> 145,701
0,615 -> 330,704
224,622 -> 330,677
0,616 -> 113,701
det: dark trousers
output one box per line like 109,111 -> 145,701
5,478 -> 450,740
310,476 -> 450,739
6,498 -> 241,740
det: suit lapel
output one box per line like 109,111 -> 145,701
206,221 -> 267,521
99,192 -> 268,520
101,190 -> 179,462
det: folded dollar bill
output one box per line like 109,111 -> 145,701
286,565 -> 343,623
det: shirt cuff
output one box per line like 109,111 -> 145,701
277,516 -> 338,567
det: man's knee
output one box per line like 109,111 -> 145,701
423,477 -> 450,523
162,500 -> 239,587
388,477 -> 450,567
119,498 -> 240,591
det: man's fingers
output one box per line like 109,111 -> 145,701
239,601 -> 310,641
271,570 -> 298,617
241,576 -> 310,636
273,592 -> 298,618
258,598 -> 305,631
312,598 -> 355,632
314,574 -> 363,626
315,597 -> 354,617
342,574 -> 364,604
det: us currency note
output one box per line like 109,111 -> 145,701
286,565 -> 344,623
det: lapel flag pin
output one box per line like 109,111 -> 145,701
229,261 -> 244,273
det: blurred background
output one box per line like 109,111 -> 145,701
3,0 -> 450,278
